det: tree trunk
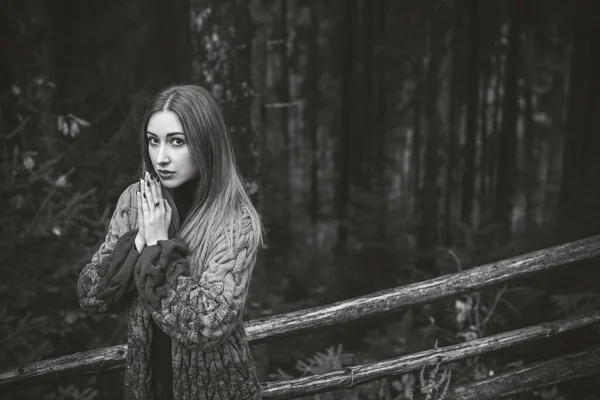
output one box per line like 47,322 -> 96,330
443,0 -> 466,243
477,0 -> 498,226
262,0 -> 292,275
493,0 -> 522,231
416,0 -> 449,276
354,0 -> 371,193
460,0 -> 480,226
370,0 -> 387,242
486,50 -> 503,222
336,0 -> 355,254
315,0 -> 342,253
306,2 -> 319,227
347,0 -> 385,213
411,86 -> 423,217
523,0 -> 536,230
189,1 -> 261,183
478,70 -> 491,226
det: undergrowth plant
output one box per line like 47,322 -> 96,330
406,360 -> 451,400
1,81 -> 105,261
0,80 -> 129,400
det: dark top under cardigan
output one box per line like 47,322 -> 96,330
151,177 -> 197,399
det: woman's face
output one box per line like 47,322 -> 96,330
146,111 -> 199,189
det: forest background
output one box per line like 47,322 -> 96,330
1,0 -> 600,399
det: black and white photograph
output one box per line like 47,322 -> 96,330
1,0 -> 599,399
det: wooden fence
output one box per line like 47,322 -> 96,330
2,235 -> 600,398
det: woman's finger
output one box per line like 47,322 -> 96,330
137,187 -> 144,237
138,180 -> 146,239
141,178 -> 151,215
142,173 -> 152,212
144,171 -> 157,212
149,172 -> 161,210
140,178 -> 146,202
156,175 -> 164,202
164,199 -> 172,225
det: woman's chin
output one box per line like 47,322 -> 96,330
160,179 -> 179,189
159,174 -> 198,189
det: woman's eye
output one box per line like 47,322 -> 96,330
147,137 -> 184,146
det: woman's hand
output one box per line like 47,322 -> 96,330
135,181 -> 146,253
139,171 -> 172,246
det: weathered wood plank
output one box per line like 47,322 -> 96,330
247,234 -> 600,343
444,346 -> 600,399
1,234 -> 600,392
0,345 -> 127,393
259,310 -> 600,399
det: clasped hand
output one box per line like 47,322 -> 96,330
135,171 -> 172,253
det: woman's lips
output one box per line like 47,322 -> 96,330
158,170 -> 175,179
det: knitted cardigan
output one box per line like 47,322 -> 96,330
77,183 -> 262,400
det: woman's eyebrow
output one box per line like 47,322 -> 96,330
146,131 -> 185,137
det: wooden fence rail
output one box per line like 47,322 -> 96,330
246,234 -> 600,343
443,345 -> 600,400
260,310 -> 600,399
1,235 -> 600,397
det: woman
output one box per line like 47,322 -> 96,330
77,85 -> 264,400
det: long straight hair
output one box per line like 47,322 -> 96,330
139,84 -> 264,266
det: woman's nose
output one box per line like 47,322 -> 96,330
157,146 -> 170,164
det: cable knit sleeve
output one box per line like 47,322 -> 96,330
134,210 -> 257,349
77,183 -> 140,314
